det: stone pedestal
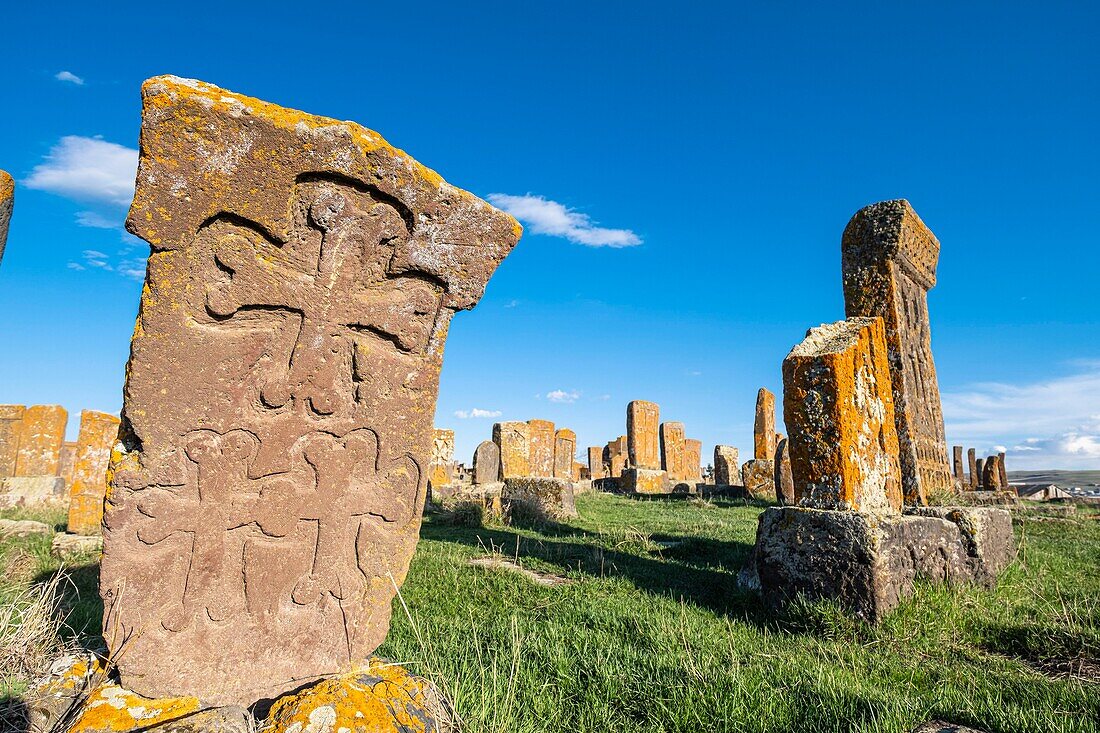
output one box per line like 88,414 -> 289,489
620,467 -> 670,495
743,506 -> 1014,621
502,477 -> 577,522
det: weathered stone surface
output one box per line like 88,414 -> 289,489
997,451 -> 1009,488
51,532 -> 103,559
620,467 -> 669,494
774,438 -> 795,505
502,477 -> 577,521
909,506 -> 1015,583
587,446 -> 607,480
0,169 -> 12,263
0,517 -> 52,538
572,460 -> 584,481
753,388 -> 776,460
606,436 -> 628,477
59,441 -> 78,485
266,659 -> 455,733
553,428 -> 576,480
0,476 -> 66,508
14,404 -> 67,477
782,317 -> 903,514
842,199 -> 953,505
99,76 -> 520,706
494,421 -> 530,479
748,505 -> 1013,621
627,401 -> 660,470
27,654 -> 111,733
975,458 -> 986,489
683,438 -> 702,483
67,411 -> 120,536
952,445 -> 964,484
429,429 -> 455,489
0,404 -> 24,478
659,421 -> 686,480
713,445 -> 739,485
527,419 -> 556,478
983,455 -> 1003,490
967,448 -> 978,488
472,440 -> 500,485
741,459 -> 775,500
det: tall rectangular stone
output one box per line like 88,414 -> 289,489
0,170 -> 12,263
429,428 -> 455,489
553,428 -> 576,480
0,405 -> 25,478
782,317 -> 903,513
967,448 -> 978,489
976,458 -> 986,489
587,446 -> 607,480
59,441 -> 78,485
998,451 -> 1009,488
606,436 -> 628,478
659,421 -> 686,481
754,388 -> 776,460
494,421 -> 530,479
627,400 -> 660,470
99,76 -> 520,706
67,411 -> 121,536
952,446 -> 964,484
842,199 -> 952,505
683,438 -> 702,483
527,419 -> 556,478
714,445 -> 739,486
774,438 -> 795,504
14,405 -> 67,477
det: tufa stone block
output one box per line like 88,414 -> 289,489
14,404 -> 67,477
627,401 -> 660,470
741,459 -> 775,499
683,438 -> 703,483
620,467 -> 670,495
659,421 -> 687,480
472,440 -> 500,485
774,438 -> 795,505
0,170 -> 12,263
753,388 -> 776,459
782,317 -> 903,514
526,419 -> 556,478
553,428 -> 576,480
713,445 -> 739,486
0,404 -> 26,478
587,446 -> 607,480
67,411 -> 120,536
494,421 -> 530,479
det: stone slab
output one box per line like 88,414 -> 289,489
494,421 -> 530,479
0,170 -> 11,263
472,440 -> 500,485
0,476 -> 66,508
501,477 -> 577,521
627,401 -> 660,470
713,445 -> 739,486
620,467 -> 670,494
67,411 -> 120,536
527,419 -> 556,478
741,459 -> 775,500
14,405 -> 67,477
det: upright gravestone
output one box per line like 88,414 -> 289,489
623,401 -> 667,493
714,445 -> 739,486
984,455 -> 1003,490
527,419 -> 556,478
684,438 -> 702,483
429,428 -> 455,490
67,410 -> 121,536
99,76 -> 520,706
976,458 -> 986,489
14,405 -> 67,477
774,437 -> 795,505
660,421 -> 686,481
494,421 -> 530,479
754,388 -> 776,459
553,428 -> 576,480
606,436 -> 628,478
967,448 -> 978,489
587,446 -> 607,480
952,446 -> 965,485
0,170 -> 12,263
59,442 -> 78,486
842,200 -> 953,505
0,405 -> 24,478
473,440 -> 500,486
782,318 -> 902,513
997,451 -> 1009,488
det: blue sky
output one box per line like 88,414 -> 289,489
0,1 -> 1097,470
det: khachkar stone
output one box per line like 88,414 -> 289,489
998,451 -> 1009,488
975,458 -> 986,489
774,438 -> 795,505
587,446 -> 607,480
59,441 -> 78,485
494,421 -> 530,479
713,445 -> 739,485
0,405 -> 25,478
472,440 -> 500,485
0,170 -> 12,263
527,419 -> 555,478
428,428 -> 455,489
983,455 -> 1003,490
605,436 -> 627,477
684,439 -> 702,483
553,428 -> 576,480
68,411 -> 121,536
952,445 -> 965,484
659,421 -> 686,480
627,400 -> 660,469
99,76 -> 521,706
968,448 -> 978,488
14,405 -> 68,477
842,199 -> 952,505
754,388 -> 776,459
782,317 -> 903,513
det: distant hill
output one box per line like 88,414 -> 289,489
1008,470 -> 1100,491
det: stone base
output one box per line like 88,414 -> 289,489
51,532 -> 103,560
619,468 -> 669,494
744,506 -> 1015,622
0,518 -> 52,538
0,476 -> 66,508
28,654 -> 454,733
502,477 -> 577,522
740,459 -> 775,499
702,484 -> 750,500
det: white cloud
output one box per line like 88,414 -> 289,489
487,193 -> 641,248
55,71 -> 84,85
504,299 -> 519,308
546,389 -> 581,404
25,136 -> 137,206
942,363 -> 1100,469
67,249 -> 146,281
75,210 -> 120,229
454,408 -> 503,419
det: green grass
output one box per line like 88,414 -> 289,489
2,496 -> 1098,732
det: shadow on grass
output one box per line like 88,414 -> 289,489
32,561 -> 105,654
420,517 -> 760,619
976,619 -> 1100,682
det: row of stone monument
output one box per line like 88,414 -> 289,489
952,445 -> 1011,491
0,404 -> 118,535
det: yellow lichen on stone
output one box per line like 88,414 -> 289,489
68,682 -> 200,733
0,169 -> 13,201
266,660 -> 451,733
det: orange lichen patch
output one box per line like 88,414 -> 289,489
526,420 -> 556,478
0,169 -> 13,201
13,404 -> 67,477
67,411 -> 121,535
68,683 -> 201,733
782,317 -> 902,514
266,660 -> 451,733
494,421 -> 530,479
